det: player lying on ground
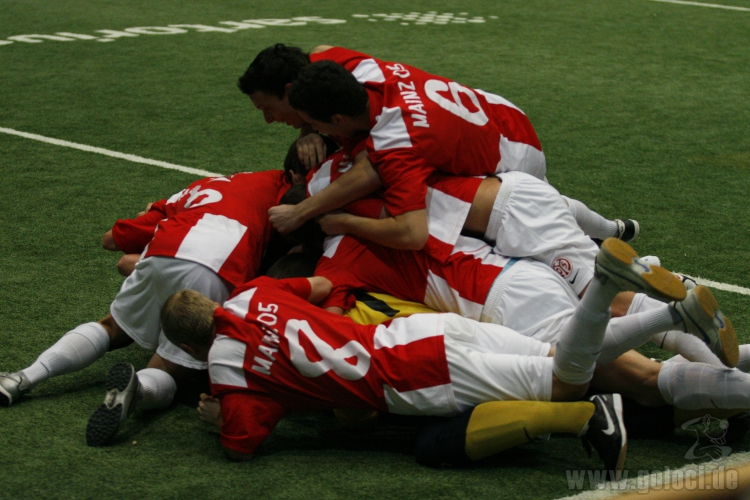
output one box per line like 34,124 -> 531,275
197,253 -> 750,472
280,146 -> 737,368
0,171 -> 291,447
239,44 -> 640,245
159,239 -> 688,473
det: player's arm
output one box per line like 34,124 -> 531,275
268,150 -> 382,234
307,276 -> 333,304
318,208 -> 428,251
218,392 -> 285,462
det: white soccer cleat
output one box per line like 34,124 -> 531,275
0,371 -> 31,407
673,285 -> 739,368
595,238 -> 687,303
86,363 -> 139,446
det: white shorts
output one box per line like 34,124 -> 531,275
442,314 -> 554,412
486,171 -> 599,296
481,258 -> 578,344
110,256 -> 230,370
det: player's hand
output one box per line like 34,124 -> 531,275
268,204 -> 305,234
297,133 -> 327,170
198,393 -> 223,428
136,202 -> 154,217
318,212 -> 350,235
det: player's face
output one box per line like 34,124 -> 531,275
249,91 -> 306,129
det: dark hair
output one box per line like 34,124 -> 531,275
238,44 -> 310,99
283,141 -> 306,179
278,184 -> 326,249
288,61 -> 369,122
265,252 -> 320,279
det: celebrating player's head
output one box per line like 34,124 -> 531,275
289,61 -> 369,135
239,44 -> 310,128
161,289 -> 218,362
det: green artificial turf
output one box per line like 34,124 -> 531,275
1,1 -> 749,498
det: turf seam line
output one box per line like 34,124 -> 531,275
0,127 -> 220,177
648,0 -> 750,11
3,126 -> 749,297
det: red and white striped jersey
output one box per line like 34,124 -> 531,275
311,47 -> 545,218
111,170 -> 289,287
210,277 -> 454,455
315,234 -> 511,321
307,145 -> 484,262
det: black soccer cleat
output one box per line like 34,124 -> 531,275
581,393 -> 627,481
86,363 -> 138,447
614,219 -> 640,242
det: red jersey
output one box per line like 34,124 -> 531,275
111,170 -> 289,287
316,235 -> 511,320
210,276 -> 455,455
307,144 -> 484,262
311,47 -> 545,217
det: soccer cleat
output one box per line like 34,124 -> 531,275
86,363 -> 139,446
595,238 -> 687,302
0,371 -> 31,407
581,394 -> 627,480
640,256 -> 697,291
614,219 -> 640,242
673,286 -> 739,368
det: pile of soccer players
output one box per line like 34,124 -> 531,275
2,44 -> 748,480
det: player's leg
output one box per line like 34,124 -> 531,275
414,400 -> 596,467
561,196 -> 639,243
0,314 -> 131,407
85,256 -> 229,446
484,171 -> 601,297
552,238 -> 686,396
440,314 -> 626,473
85,354 -> 194,446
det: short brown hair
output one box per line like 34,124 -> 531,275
161,289 -> 217,349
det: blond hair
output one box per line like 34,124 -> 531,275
161,289 -> 217,349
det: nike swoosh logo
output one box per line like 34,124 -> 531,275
601,398 -> 616,435
568,270 -> 580,285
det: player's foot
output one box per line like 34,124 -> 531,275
0,371 -> 31,407
614,219 -> 640,242
640,256 -> 697,291
581,394 -> 627,480
86,363 -> 138,446
673,286 -> 739,368
595,238 -> 687,302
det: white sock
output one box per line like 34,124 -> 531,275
21,322 -> 110,389
657,361 -> 750,409
134,368 -> 176,410
553,275 -> 617,384
598,305 -> 682,364
562,196 -> 618,239
737,345 -> 750,373
653,331 -> 725,368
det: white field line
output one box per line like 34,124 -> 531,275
559,451 -> 750,499
3,126 -> 750,298
0,127 -> 220,177
649,0 -> 750,11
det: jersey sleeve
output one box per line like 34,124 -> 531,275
314,258 -> 358,311
110,200 -> 168,254
219,391 -> 286,455
367,146 -> 432,216
243,276 -> 313,301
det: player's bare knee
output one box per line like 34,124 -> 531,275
551,376 -> 589,401
99,315 -> 134,351
611,292 -> 636,317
